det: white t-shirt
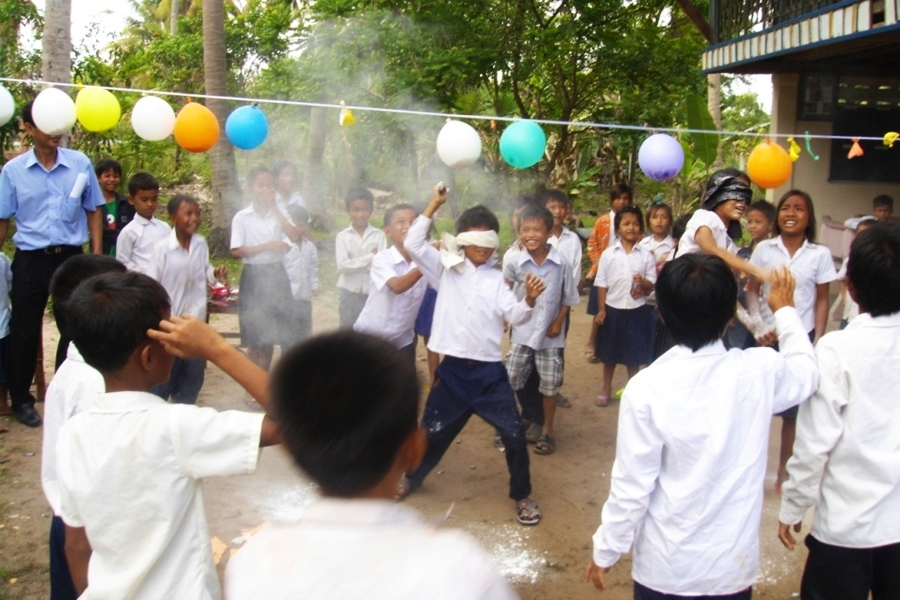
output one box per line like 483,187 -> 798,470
677,209 -> 736,257
225,498 -> 519,600
750,237 -> 837,332
354,246 -> 427,348
57,392 -> 264,600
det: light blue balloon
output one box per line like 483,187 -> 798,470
499,120 -> 547,169
638,133 -> 684,181
225,105 -> 269,150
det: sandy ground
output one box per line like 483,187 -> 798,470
0,287 -> 809,599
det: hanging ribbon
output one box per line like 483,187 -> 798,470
339,101 -> 356,126
787,136 -> 801,162
804,131 -> 820,161
884,132 -> 899,148
848,138 -> 863,159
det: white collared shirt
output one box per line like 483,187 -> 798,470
230,205 -> 285,265
592,307 -> 818,596
225,497 -> 518,600
677,209 -> 736,257
594,240 -> 657,310
147,230 -> 216,320
406,216 -> 532,362
56,392 -> 264,600
503,246 -> 579,350
283,238 -> 319,301
335,224 -> 387,293
354,245 -> 427,348
116,215 -> 171,273
275,191 -> 306,215
780,311 -> 900,548
639,234 -> 675,265
41,343 -> 104,516
836,257 -> 859,322
549,228 -> 583,284
750,236 -> 837,332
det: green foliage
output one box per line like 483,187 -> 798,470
686,94 -> 720,166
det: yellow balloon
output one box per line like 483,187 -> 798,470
75,87 -> 122,133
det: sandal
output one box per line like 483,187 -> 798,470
493,430 -> 504,449
534,434 -> 555,455
395,476 -> 421,501
525,423 -> 542,444
515,498 -> 541,526
595,394 -> 611,407
556,394 -> 572,408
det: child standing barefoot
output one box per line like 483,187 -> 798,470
593,206 -> 656,407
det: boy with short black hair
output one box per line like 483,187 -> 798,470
585,255 -> 819,598
93,158 -> 135,256
283,204 -> 318,342
354,203 -> 427,359
335,187 -> 387,328
116,172 -> 170,273
778,222 -> 900,600
225,331 -> 517,599
56,272 -> 278,599
542,189 -> 582,286
41,255 -> 126,600
504,203 -> 579,455
147,194 -> 226,404
873,194 -> 893,222
400,186 -> 547,526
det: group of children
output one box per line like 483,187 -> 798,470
29,159 -> 900,599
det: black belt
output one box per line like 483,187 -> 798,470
19,245 -> 81,255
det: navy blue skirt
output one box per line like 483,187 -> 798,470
415,287 -> 438,336
595,304 -> 654,366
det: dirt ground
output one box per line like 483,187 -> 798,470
0,287 -> 809,600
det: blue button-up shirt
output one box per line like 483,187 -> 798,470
0,148 -> 104,250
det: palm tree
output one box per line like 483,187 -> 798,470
41,0 -> 71,86
202,0 -> 240,256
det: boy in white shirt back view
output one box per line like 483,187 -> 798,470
226,331 -> 518,600
335,187 -> 387,328
586,254 -> 818,598
283,205 -> 319,342
400,187 -> 547,526
778,223 -> 900,600
115,173 -> 171,273
55,272 -> 279,599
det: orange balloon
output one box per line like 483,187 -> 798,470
173,102 -> 220,153
747,139 -> 792,189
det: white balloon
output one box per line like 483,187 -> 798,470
131,95 -> 176,142
0,86 -> 14,127
32,87 -> 76,135
436,120 -> 482,169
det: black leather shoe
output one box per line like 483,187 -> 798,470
13,404 -> 42,427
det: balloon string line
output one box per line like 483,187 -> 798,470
0,76 -> 888,143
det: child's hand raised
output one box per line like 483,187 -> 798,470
524,273 -> 546,306
767,266 -> 796,313
432,182 -> 448,206
147,315 -> 230,361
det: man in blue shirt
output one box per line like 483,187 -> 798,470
0,100 -> 104,427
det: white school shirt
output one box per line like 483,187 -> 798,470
639,234 -> 675,265
750,237 -> 837,332
836,257 -> 859,322
406,215 -> 533,362
353,245 -> 427,349
780,311 -> 900,548
593,240 -> 657,310
282,238 -> 319,301
225,498 -> 518,600
116,215 -> 171,273
41,343 -> 104,516
335,224 -> 387,294
230,204 -> 285,265
549,228 -> 583,283
677,209 -> 736,257
503,246 -> 579,350
56,392 -> 264,600
275,190 -> 306,215
147,230 -> 216,320
592,307 -> 818,596
0,254 -> 10,338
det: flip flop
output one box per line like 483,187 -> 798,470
395,476 -> 421,501
493,431 -> 505,449
595,394 -> 611,407
525,423 -> 542,444
556,394 -> 573,408
534,434 -> 555,455
515,498 -> 541,526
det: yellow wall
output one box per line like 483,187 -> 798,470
769,73 -> 900,223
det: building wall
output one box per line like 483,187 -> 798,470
769,73 -> 900,223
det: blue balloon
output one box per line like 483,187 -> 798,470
499,120 -> 546,169
638,134 -> 684,181
225,105 -> 269,150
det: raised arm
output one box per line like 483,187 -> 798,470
695,226 -> 768,281
404,185 -> 446,288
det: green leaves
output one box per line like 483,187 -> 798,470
686,94 -> 720,166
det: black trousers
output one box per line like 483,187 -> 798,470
634,582 -> 751,600
9,246 -> 81,409
801,534 -> 900,600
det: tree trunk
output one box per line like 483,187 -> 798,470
303,106 -> 328,219
202,0 -> 240,257
707,73 -> 723,166
41,0 -> 72,146
170,0 -> 181,34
